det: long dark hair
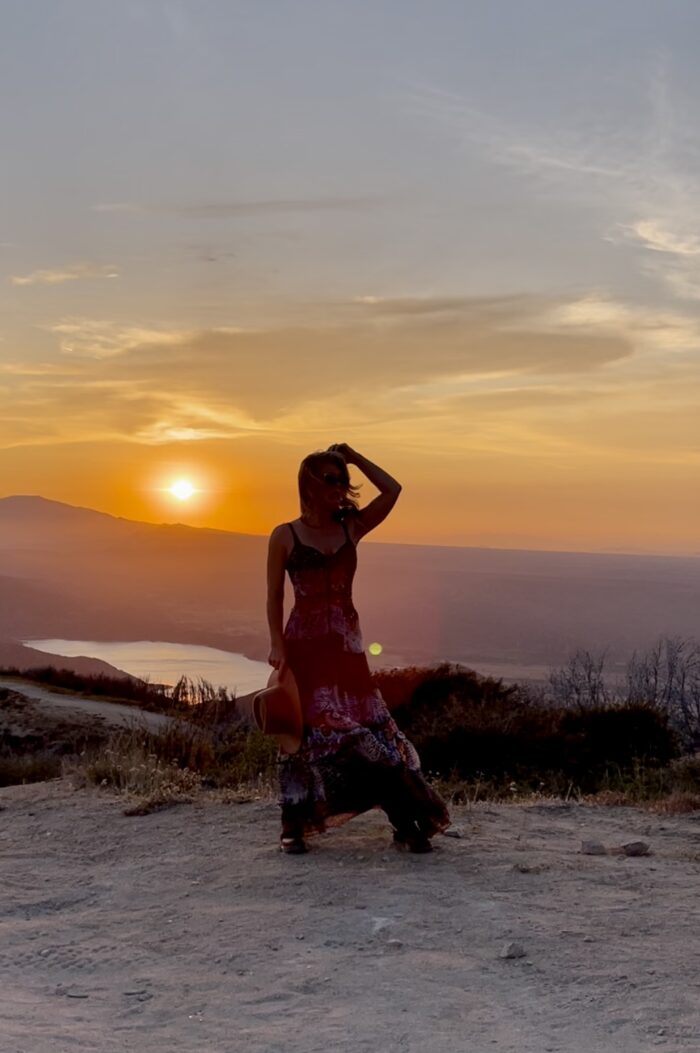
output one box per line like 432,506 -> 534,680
298,450 -> 362,521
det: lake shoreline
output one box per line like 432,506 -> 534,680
22,637 -> 560,691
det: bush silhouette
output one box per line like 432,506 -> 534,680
374,663 -> 680,792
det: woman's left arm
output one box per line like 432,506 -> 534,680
328,444 -> 401,536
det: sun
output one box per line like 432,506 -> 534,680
168,479 -> 196,501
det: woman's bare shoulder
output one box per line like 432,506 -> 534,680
268,523 -> 293,562
270,519 -> 294,531
269,522 -> 294,544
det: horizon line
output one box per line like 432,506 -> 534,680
1,493 -> 698,562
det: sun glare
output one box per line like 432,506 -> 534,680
168,479 -> 196,501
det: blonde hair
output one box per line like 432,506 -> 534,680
298,450 -> 362,519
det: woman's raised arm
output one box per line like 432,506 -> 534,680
329,444 -> 402,538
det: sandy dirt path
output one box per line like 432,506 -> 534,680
0,677 -> 176,733
1,781 -> 699,1052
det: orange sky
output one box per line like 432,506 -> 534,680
2,417 -> 699,555
2,6 -> 700,556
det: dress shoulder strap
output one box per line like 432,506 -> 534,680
287,521 -> 300,546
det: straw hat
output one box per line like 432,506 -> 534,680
252,662 -> 303,755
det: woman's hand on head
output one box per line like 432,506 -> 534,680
327,443 -> 356,463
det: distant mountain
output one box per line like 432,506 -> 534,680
2,495 -> 700,676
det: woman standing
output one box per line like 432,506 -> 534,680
266,443 -> 450,854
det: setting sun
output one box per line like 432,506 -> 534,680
168,479 -> 196,501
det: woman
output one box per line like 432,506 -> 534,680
266,443 -> 450,854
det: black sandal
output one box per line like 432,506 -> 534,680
392,828 -> 433,854
280,835 -> 309,855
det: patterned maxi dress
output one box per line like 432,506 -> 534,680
278,518 -> 451,840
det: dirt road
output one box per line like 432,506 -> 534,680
0,677 -> 176,733
1,780 -> 699,1052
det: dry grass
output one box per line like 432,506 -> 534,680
431,752 -> 700,813
67,721 -> 279,814
68,735 -> 202,814
0,753 -> 63,787
646,791 -> 700,815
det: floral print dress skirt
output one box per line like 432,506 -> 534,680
278,520 -> 450,841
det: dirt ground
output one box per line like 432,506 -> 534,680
1,780 -> 700,1053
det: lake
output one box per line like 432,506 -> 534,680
25,639 -> 272,696
24,638 -> 550,694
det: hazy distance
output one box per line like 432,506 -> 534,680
2,495 -> 699,684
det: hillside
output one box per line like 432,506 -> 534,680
0,639 -> 133,681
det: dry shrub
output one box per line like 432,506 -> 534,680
70,720 -> 279,812
667,753 -> 700,792
647,792 -> 700,815
0,752 -> 63,787
70,730 -> 202,814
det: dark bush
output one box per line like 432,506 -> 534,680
378,664 -> 680,793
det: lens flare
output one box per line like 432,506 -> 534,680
368,642 -> 383,656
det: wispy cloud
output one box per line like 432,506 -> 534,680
11,263 -> 119,286
133,399 -> 265,445
612,220 -> 700,301
411,61 -> 700,305
409,83 -> 626,184
48,318 -> 193,358
536,293 -> 700,354
25,294 -> 630,447
621,220 -> 700,258
3,292 -> 698,467
90,197 -> 379,218
0,361 -> 83,376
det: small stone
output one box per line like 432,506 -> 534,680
442,827 -> 464,839
622,841 -> 651,857
581,840 -> 607,855
499,941 -> 526,960
607,840 -> 651,857
386,939 -> 403,950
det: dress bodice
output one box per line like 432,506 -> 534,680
285,521 -> 356,596
283,520 -> 362,648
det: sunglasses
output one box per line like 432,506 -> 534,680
320,472 -> 347,488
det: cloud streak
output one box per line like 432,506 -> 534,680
0,292 -> 644,453
90,197 -> 380,219
0,292 -> 694,463
411,63 -> 700,306
48,319 -> 194,359
11,263 -> 119,286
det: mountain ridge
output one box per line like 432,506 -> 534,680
2,494 -> 698,562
